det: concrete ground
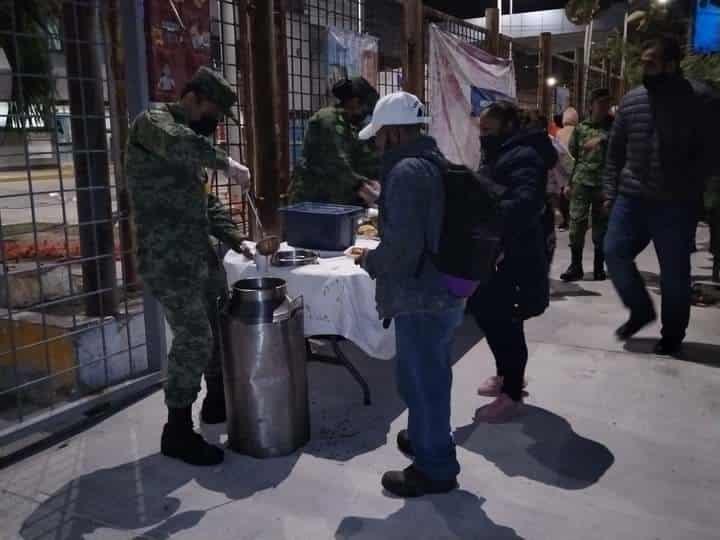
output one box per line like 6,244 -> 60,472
1,227 -> 719,540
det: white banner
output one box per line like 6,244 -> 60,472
428,24 -> 516,170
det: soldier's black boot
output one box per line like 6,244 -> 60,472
162,406 -> 224,466
560,248 -> 584,282
200,377 -> 227,425
594,248 -> 607,281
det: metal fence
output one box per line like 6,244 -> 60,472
210,0 -> 250,235
0,0 -> 159,446
283,0 -> 404,170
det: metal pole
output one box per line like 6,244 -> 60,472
539,32 -> 553,120
497,0 -> 503,34
582,20 -> 594,114
120,0 -> 167,373
619,10 -> 629,96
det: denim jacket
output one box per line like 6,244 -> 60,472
362,136 -> 463,319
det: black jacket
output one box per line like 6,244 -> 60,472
478,129 -> 558,319
602,77 -> 717,205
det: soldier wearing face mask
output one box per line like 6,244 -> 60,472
288,76 -> 381,206
126,67 -> 251,466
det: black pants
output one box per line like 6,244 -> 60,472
470,272 -> 528,402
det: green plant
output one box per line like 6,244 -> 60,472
601,3 -> 720,89
0,0 -> 61,130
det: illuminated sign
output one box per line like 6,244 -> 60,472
693,0 -> 720,54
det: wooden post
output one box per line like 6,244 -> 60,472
274,0 -> 290,200
538,32 -> 552,120
402,0 -> 424,100
62,0 -> 117,316
247,0 -> 281,236
102,0 -> 139,291
573,46 -> 584,111
485,8 -> 500,57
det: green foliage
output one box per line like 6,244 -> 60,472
603,5 -> 720,90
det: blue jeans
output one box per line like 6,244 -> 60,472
604,195 -> 696,343
394,307 -> 464,481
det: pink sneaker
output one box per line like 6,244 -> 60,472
477,376 -> 504,397
477,377 -> 529,398
475,394 -> 523,424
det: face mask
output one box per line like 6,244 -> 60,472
190,115 -> 219,137
480,134 -> 505,163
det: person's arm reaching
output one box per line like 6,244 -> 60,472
131,109 -> 229,171
362,160 -> 428,279
207,192 -> 247,252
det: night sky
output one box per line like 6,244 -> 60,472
424,0 -> 571,19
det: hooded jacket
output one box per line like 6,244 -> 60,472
479,129 -> 558,319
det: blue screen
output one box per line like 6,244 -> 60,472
693,0 -> 720,54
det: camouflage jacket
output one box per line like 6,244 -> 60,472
288,105 -> 379,205
126,103 -> 246,281
569,118 -> 613,188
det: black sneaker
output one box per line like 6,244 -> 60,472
397,430 -> 414,457
653,338 -> 682,357
200,395 -> 227,425
615,312 -> 657,341
382,465 -> 458,498
161,424 -> 224,466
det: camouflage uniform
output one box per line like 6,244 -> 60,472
288,105 -> 379,205
126,69 -> 245,409
568,118 -> 612,251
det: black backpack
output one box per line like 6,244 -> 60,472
420,161 -> 506,297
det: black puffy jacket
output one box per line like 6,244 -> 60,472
602,77 -> 717,205
477,129 -> 558,320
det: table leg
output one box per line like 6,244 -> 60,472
306,336 -> 372,406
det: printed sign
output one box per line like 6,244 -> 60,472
146,0 -> 211,102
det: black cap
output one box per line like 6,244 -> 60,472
332,77 -> 379,108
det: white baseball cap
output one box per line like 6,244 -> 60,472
358,91 -> 430,140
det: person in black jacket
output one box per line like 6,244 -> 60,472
602,36 -> 713,356
468,101 -> 557,423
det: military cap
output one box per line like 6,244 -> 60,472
332,76 -> 379,108
189,66 -> 239,123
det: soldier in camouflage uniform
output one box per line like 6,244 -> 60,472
126,67 -> 251,466
561,89 -> 614,282
288,77 -> 380,206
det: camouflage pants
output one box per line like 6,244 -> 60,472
569,184 -> 608,252
144,256 -> 227,409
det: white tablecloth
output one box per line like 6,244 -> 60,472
223,239 -> 396,360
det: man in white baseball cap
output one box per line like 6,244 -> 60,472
353,92 -> 464,497
358,91 -> 430,142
